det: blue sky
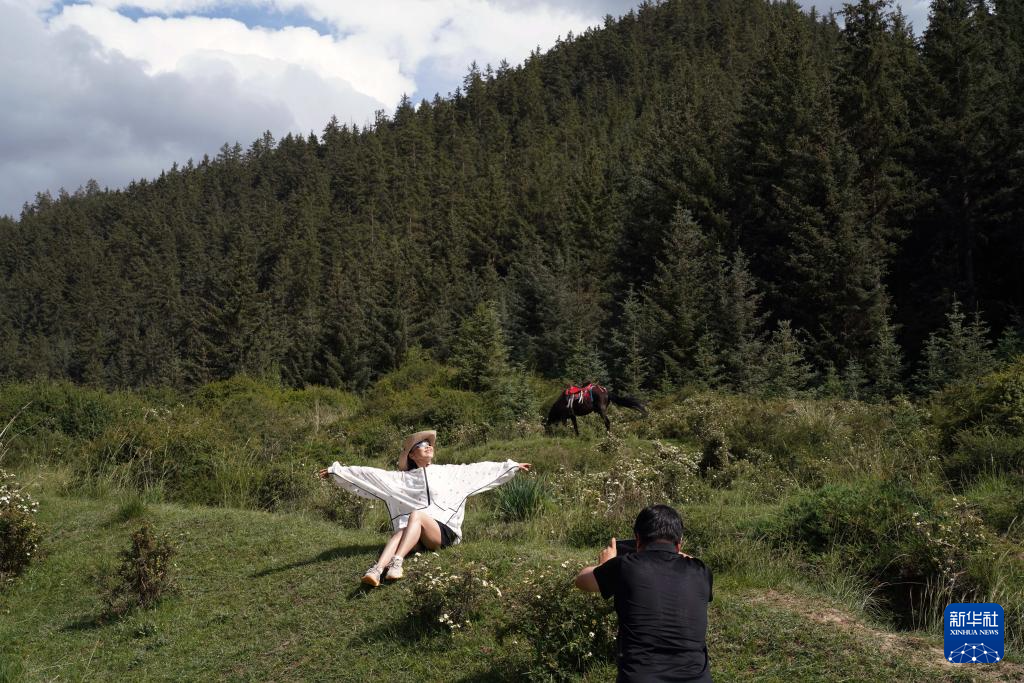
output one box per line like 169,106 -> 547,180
0,0 -> 931,217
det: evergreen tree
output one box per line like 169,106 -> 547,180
450,301 -> 510,391
867,314 -> 904,399
914,299 -> 997,392
563,330 -> 609,386
692,331 -> 723,389
609,286 -> 649,394
996,317 -> 1024,361
714,250 -> 768,392
640,207 -> 714,387
760,320 -> 814,397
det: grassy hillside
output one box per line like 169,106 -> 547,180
3,360 -> 1024,681
3,493 -> 1014,682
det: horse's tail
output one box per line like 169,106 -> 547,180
608,392 -> 648,416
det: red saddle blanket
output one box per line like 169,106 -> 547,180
563,383 -> 595,397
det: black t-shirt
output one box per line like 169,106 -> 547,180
593,542 -> 713,683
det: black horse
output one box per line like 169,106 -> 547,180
544,383 -> 647,436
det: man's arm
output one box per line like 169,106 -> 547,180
574,537 -> 617,593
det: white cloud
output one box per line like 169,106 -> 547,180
0,0 -> 627,215
0,1 -> 380,216
0,0 -> 932,216
51,5 -> 410,111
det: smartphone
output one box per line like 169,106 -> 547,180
615,538 -> 637,555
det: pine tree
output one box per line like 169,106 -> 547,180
609,286 -> 649,394
904,0 -> 1003,322
867,314 -> 904,399
996,317 -> 1024,361
692,331 -> 723,389
914,299 -> 997,392
732,6 -> 893,369
760,320 -> 814,397
640,207 -> 714,387
450,301 -> 510,391
563,330 -> 609,386
714,250 -> 768,392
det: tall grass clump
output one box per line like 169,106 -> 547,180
963,474 -> 1024,537
494,475 -> 550,522
0,651 -> 26,683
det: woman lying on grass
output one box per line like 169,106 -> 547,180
318,429 -> 531,586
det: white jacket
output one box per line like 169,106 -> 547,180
326,460 -> 521,543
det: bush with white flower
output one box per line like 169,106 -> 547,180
500,563 -> 616,681
406,556 -> 502,634
0,468 -> 42,583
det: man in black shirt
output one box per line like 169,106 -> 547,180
575,504 -> 713,682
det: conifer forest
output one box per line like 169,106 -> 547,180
2,0 -> 1022,397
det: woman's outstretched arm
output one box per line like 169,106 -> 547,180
319,462 -> 411,504
445,460 -> 532,500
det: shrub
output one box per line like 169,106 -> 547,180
0,469 -> 41,583
947,428 -> 1024,482
346,417 -> 404,460
768,480 -> 992,624
0,381 -> 121,441
313,482 -> 376,529
494,475 -> 549,522
500,567 -> 616,681
964,475 -> 1024,536
103,521 -> 176,618
930,358 -> 1024,482
254,462 -> 312,511
422,387 -> 486,432
406,558 -> 501,634
566,513 -> 623,549
649,439 -> 703,502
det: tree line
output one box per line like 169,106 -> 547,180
0,0 -> 1021,396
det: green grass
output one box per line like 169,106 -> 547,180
3,372 -> 1024,681
3,493 -> 1008,682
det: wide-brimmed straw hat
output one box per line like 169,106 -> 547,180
398,430 -> 436,471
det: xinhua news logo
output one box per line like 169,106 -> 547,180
944,603 -> 1004,664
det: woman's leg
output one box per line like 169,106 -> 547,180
395,509 -> 443,558
374,529 -> 404,569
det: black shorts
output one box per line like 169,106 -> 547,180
437,522 -> 456,548
414,520 -> 456,551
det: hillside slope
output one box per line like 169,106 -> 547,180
4,491 -> 1018,682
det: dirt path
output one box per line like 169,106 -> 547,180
751,590 -> 1022,682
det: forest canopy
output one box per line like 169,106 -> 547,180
1,0 -> 1021,395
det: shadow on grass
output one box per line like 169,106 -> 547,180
250,544 -> 381,578
451,661 -> 528,682
349,612 -> 440,646
62,613 -> 108,632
